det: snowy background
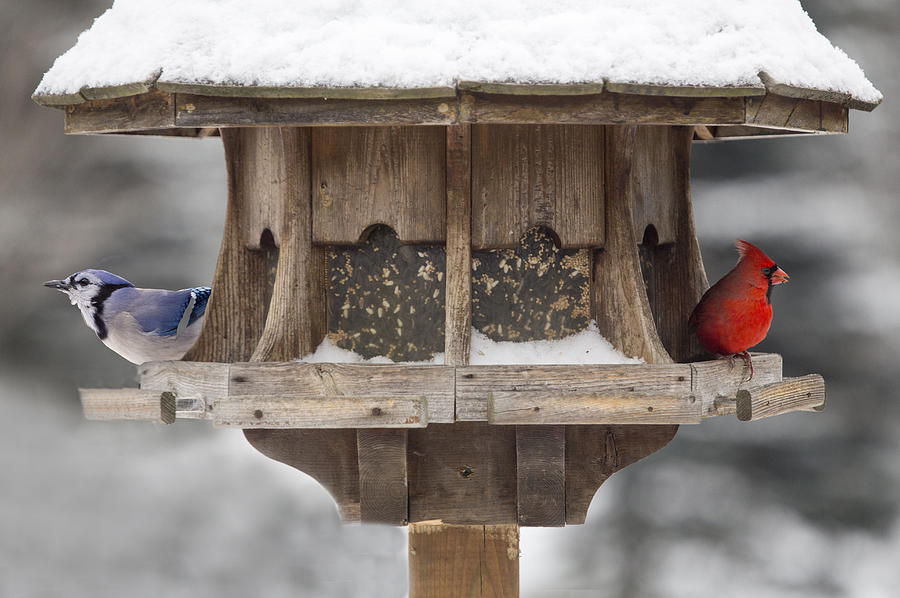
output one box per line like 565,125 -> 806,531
2,1 -> 899,596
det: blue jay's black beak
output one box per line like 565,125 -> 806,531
44,279 -> 69,291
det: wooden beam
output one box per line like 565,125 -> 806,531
140,361 -> 231,398
210,395 -> 427,428
444,124 -> 472,369
456,363 -> 690,421
409,523 -> 519,598
228,362 -> 454,424
79,388 -> 175,424
458,80 -> 605,95
64,90 -> 175,134
175,94 -> 457,127
357,429 -> 409,524
158,81 -> 456,100
736,375 -> 825,422
516,425 -> 565,527
490,391 -> 701,425
746,94 -> 848,134
692,353 -> 783,417
607,81 -> 765,97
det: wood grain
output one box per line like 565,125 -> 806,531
244,428 -> 361,521
358,429 -> 409,524
736,374 -> 825,422
228,362 -> 454,424
183,128 -> 274,363
471,124 -> 604,248
139,361 -> 230,398
311,127 -> 446,244
444,124 -> 472,369
175,94 -> 457,127
64,90 -> 175,134
210,395 -> 427,428
456,363 -> 690,421
516,425 -> 565,527
692,353 -> 783,417
79,388 -> 175,424
158,82 -> 456,100
491,390 -> 701,425
745,94 -> 848,134
408,423 -> 517,524
408,523 -> 519,598
592,125 -> 672,364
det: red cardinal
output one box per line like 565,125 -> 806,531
689,239 -> 789,378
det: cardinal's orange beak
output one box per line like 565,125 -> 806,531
771,267 -> 789,285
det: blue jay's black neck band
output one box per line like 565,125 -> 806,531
91,283 -> 130,340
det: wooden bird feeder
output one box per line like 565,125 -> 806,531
38,5 -> 879,596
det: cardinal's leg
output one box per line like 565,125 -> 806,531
737,351 -> 754,381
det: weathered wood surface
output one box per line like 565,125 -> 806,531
210,395 -> 427,428
64,90 -> 175,134
408,423 -> 517,524
358,429 -> 409,524
158,82 -> 456,100
444,124 -> 472,369
471,124 -> 604,248
140,361 -> 230,398
458,81 -> 606,96
80,388 -> 175,424
311,127 -> 446,244
461,91 -> 747,125
606,81 -> 765,97
229,362 -> 455,424
736,374 -> 825,422
565,424 -> 678,524
516,425 -> 565,527
490,391 -> 701,425
593,125 -> 672,364
456,363 -> 690,421
183,128 -> 274,363
244,428 -> 361,521
635,126 -> 710,362
248,127 -> 328,362
408,523 -> 519,598
746,94 -> 848,133
693,353 -> 783,417
175,94 -> 457,127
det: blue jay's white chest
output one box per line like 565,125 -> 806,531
102,310 -> 203,364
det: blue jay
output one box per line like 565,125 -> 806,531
44,269 -> 210,364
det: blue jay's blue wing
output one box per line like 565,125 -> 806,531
117,288 -> 209,338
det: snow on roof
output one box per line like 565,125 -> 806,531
300,323 -> 643,366
35,0 -> 881,108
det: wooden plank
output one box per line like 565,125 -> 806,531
565,424 -> 677,524
358,429 -> 409,524
736,374 -> 825,422
607,81 -> 765,97
692,353 -> 782,417
516,425 -> 565,527
32,91 -> 86,106
444,124 -> 472,369
711,125 -> 818,140
175,94 -> 457,127
311,126 -> 446,244
630,126 -> 680,244
408,523 -> 519,598
746,94 -> 848,133
408,423 -> 517,524
210,395 -> 426,428
183,129 -> 275,362
249,128 -> 328,362
758,71 -> 849,105
158,81 -> 456,100
228,362 -> 455,423
64,90 -> 175,134
80,388 -> 175,424
244,429 -> 361,521
80,80 -> 158,102
592,125 -> 672,364
462,91 -> 746,125
139,361 -> 230,398
471,124 -> 604,249
491,390 -> 701,425
456,363 -> 689,422
459,80 -> 605,95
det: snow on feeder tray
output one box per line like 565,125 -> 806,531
38,1 -> 876,596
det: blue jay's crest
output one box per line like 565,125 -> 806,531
77,269 -> 133,288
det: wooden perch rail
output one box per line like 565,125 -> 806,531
76,353 -> 824,428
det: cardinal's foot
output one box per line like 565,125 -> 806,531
736,351 -> 754,381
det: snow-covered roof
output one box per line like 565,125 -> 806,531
35,0 -> 881,111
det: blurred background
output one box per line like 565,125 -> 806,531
2,1 -> 898,596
